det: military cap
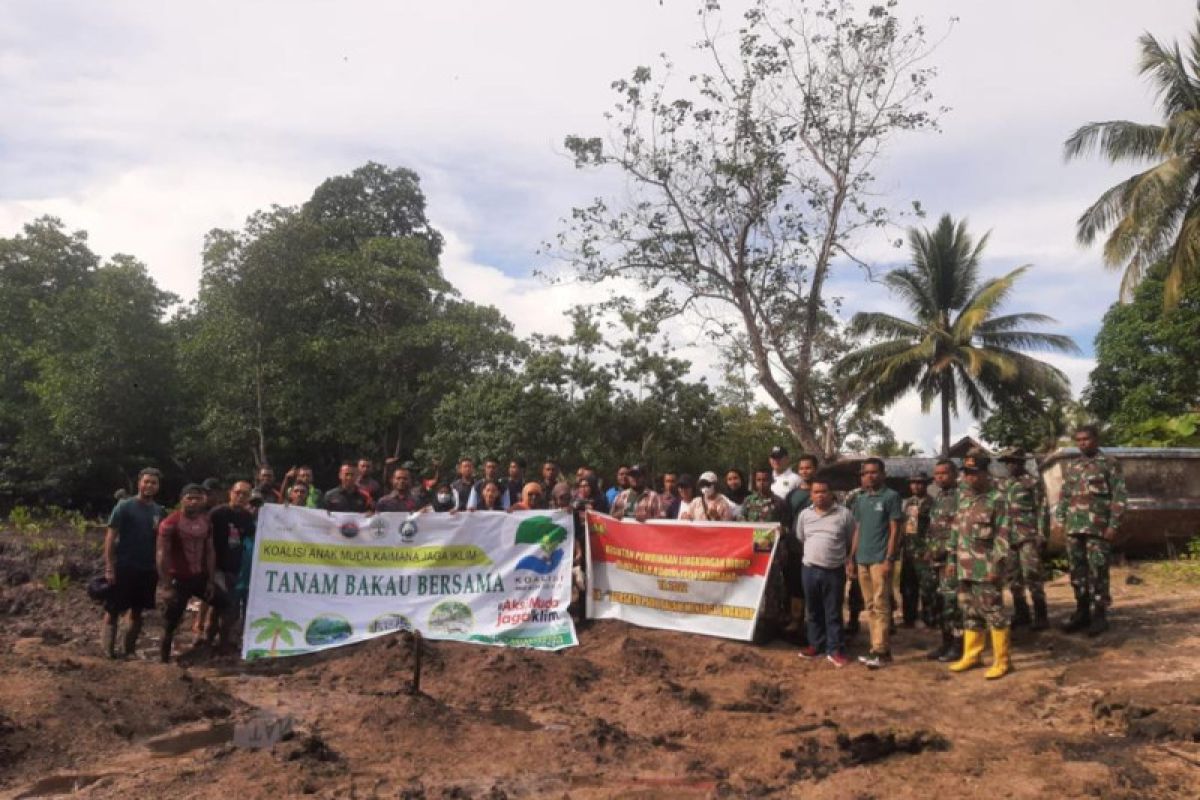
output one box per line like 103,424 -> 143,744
908,471 -> 929,483
961,449 -> 991,473
997,447 -> 1028,462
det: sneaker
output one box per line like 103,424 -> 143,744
861,653 -> 887,670
797,645 -> 821,660
826,652 -> 850,668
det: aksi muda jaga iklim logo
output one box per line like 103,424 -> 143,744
512,516 -> 568,586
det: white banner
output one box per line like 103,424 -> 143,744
241,505 -> 578,658
585,512 -> 778,641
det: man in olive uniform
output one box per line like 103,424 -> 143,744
899,474 -> 932,628
949,450 -> 1014,679
926,459 -> 962,662
998,448 -> 1048,630
1054,425 -> 1127,636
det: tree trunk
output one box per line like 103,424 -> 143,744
940,377 -> 952,457
253,341 -> 268,467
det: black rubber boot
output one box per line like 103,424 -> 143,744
160,627 -> 176,664
123,618 -> 142,657
1031,596 -> 1049,631
926,629 -> 952,660
937,633 -> 963,663
1087,603 -> 1109,636
1062,598 -> 1091,633
1010,592 -> 1032,628
101,621 -> 118,659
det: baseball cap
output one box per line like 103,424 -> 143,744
769,445 -> 788,459
629,464 -> 646,476
698,471 -> 720,487
908,472 -> 929,483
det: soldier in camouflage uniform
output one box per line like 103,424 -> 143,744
925,459 -> 962,662
948,450 -> 1014,679
997,448 -> 1048,630
741,468 -> 792,643
1054,425 -> 1127,636
900,475 -> 932,628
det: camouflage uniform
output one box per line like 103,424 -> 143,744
952,484 -> 1012,631
900,494 -> 932,625
1054,451 -> 1126,608
842,488 -> 865,629
998,474 -> 1045,600
927,486 -> 959,634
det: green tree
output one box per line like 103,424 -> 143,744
177,163 -> 518,482
0,218 -> 178,504
1063,8 -> 1200,307
840,215 -> 1078,456
553,0 -> 944,458
1084,261 -> 1200,441
250,612 -> 303,657
979,393 -> 1085,452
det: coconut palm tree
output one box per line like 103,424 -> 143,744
839,215 -> 1080,456
250,611 -> 302,657
1064,12 -> 1200,307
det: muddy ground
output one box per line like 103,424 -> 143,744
1,523 -> 1198,799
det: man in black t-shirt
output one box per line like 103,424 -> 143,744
207,481 -> 256,650
322,463 -> 373,512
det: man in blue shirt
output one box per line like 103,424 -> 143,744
102,467 -> 165,659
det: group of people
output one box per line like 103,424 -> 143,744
99,426 -> 1125,674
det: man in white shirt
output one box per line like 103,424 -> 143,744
769,445 -> 800,500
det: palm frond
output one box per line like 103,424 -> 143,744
846,311 -> 924,340
975,329 -> 1081,354
1163,203 -> 1200,307
1139,33 -> 1200,117
974,312 -> 1059,333
952,267 -> 1027,339
1063,120 -> 1167,163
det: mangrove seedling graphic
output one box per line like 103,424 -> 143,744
428,601 -> 473,635
250,611 -> 303,656
305,614 -> 353,646
514,516 -> 568,574
753,528 -> 776,552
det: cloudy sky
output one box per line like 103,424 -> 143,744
1,1 -> 1191,453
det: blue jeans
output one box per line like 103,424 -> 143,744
802,563 -> 846,655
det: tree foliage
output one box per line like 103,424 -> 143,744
1084,261 -> 1200,442
1063,7 -> 1200,306
553,0 -> 944,458
840,215 -> 1079,455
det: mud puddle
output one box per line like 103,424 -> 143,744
146,722 -> 235,756
14,773 -> 114,798
480,708 -> 541,731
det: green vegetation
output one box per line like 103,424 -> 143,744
840,215 -> 1079,456
250,612 -> 303,657
1085,263 -> 1200,443
45,573 -> 71,593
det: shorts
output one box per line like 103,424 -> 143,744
104,566 -> 157,615
162,575 -> 224,627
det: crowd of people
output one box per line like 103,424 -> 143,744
99,425 -> 1126,676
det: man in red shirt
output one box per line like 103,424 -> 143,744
157,484 -> 219,663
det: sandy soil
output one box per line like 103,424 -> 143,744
1,524 -> 1198,799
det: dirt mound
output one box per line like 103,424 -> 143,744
1094,680 -> 1200,742
0,644 -> 242,787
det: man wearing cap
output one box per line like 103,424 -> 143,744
610,465 -> 665,522
845,457 -> 904,669
899,473 -> 932,628
925,459 -> 963,661
998,448 -> 1048,630
157,483 -> 221,663
681,472 -> 735,520
1054,425 -> 1126,635
948,450 -> 1014,679
769,446 -> 801,501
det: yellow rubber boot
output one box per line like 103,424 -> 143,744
949,629 -> 984,672
984,627 -> 1012,679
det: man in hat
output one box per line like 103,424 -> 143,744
769,446 -> 800,501
157,483 -> 220,663
998,448 -> 1048,630
1054,425 -> 1126,635
899,472 -> 932,628
948,450 -> 1014,679
610,465 -> 665,522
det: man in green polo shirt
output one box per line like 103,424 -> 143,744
846,457 -> 903,669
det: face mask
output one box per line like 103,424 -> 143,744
702,486 -> 717,498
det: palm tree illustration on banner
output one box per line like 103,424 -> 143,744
250,611 -> 303,656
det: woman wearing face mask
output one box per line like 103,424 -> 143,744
430,483 -> 458,513
682,471 -> 735,521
